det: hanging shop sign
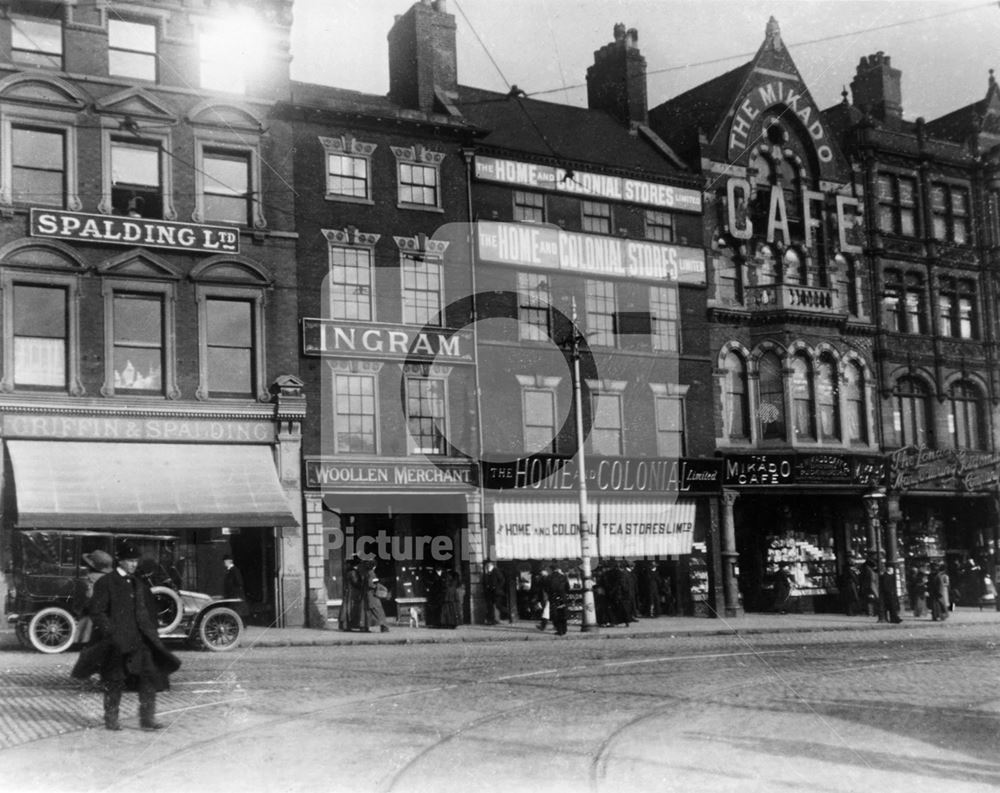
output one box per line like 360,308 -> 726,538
476,221 -> 705,285
301,319 -> 475,364
30,209 -> 239,254
482,455 -> 721,494
888,446 -> 1000,492
723,453 -> 885,487
474,156 -> 702,213
305,459 -> 475,491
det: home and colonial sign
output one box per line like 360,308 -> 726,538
483,455 -> 722,493
474,155 -> 702,213
30,209 -> 240,254
305,459 -> 475,491
476,221 -> 706,285
301,319 -> 475,364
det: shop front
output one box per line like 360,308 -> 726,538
0,409 -> 302,625
482,455 -> 722,621
303,458 -> 479,627
723,452 -> 886,613
888,447 -> 1000,610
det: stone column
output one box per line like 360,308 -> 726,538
721,489 -> 743,617
273,376 -> 307,628
303,492 -> 328,629
464,491 -> 485,624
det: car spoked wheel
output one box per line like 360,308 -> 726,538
28,607 -> 77,654
197,607 -> 243,652
151,586 -> 183,634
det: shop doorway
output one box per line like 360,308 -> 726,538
228,527 -> 277,626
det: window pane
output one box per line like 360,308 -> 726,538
208,347 -> 251,393
112,143 -> 160,187
109,19 -> 156,52
335,374 -> 376,453
758,352 -> 786,440
330,247 -> 373,321
13,285 -> 66,387
203,194 -> 247,225
113,347 -> 161,390
207,299 -> 251,347
109,50 -> 156,81
114,295 -> 162,391
204,153 -> 249,194
14,285 -> 65,337
12,18 -> 62,68
12,128 -> 64,206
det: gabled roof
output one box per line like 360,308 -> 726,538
925,71 -> 1000,143
455,85 -> 689,176
648,61 -> 754,168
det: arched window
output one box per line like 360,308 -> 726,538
758,351 -> 786,441
893,377 -> 931,448
948,381 -> 984,450
843,362 -> 868,444
816,355 -> 840,441
791,354 -> 815,440
722,351 -> 750,440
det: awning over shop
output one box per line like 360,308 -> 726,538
596,499 -> 696,558
7,441 -> 297,529
492,499 -> 598,560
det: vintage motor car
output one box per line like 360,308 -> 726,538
5,529 -> 244,653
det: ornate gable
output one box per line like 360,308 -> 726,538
0,74 -> 86,111
95,88 -> 177,124
188,101 -> 264,132
98,249 -> 181,279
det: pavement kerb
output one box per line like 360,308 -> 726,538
236,613 -> 996,648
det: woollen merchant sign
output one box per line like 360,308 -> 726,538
30,209 -> 240,254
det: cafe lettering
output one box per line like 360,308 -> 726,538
30,209 -> 239,254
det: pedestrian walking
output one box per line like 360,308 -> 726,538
879,566 -> 903,623
532,567 -> 550,631
71,542 -> 180,731
439,569 -> 463,629
546,564 -> 570,636
364,562 -> 390,633
603,563 -> 631,627
860,557 -> 880,618
338,555 -> 369,632
840,564 -> 861,616
911,567 -> 929,618
623,560 -> 640,620
930,562 -> 950,621
772,563 -> 794,613
223,555 -> 249,618
482,560 -> 505,625
72,550 -> 114,645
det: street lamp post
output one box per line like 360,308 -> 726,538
569,297 -> 598,632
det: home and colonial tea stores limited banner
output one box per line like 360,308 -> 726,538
491,499 -> 697,560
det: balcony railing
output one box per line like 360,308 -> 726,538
744,284 -> 841,315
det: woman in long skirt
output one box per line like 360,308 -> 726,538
439,570 -> 463,629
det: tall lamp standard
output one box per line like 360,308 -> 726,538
568,297 -> 598,632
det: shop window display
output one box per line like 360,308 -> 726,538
765,535 -> 838,602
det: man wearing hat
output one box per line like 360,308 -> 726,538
71,550 -> 114,644
74,541 -> 180,731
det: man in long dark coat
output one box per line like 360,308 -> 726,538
482,561 -> 505,624
73,542 -> 180,731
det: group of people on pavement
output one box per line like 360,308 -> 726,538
338,555 -> 393,633
839,557 -> 955,623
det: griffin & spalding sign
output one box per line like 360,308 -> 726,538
30,209 -> 240,254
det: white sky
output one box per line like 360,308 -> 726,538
289,0 -> 1000,121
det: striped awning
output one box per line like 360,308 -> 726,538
8,441 -> 297,529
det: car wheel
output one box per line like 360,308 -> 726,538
197,607 -> 243,652
151,586 -> 183,635
28,607 -> 77,654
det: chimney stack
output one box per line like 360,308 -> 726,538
387,0 -> 457,113
586,23 -> 647,126
851,52 -> 902,124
